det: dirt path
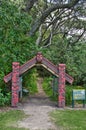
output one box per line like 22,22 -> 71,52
17,78 -> 57,130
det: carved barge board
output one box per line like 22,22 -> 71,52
4,55 -> 74,84
42,57 -> 74,84
4,72 -> 12,83
42,57 -> 58,74
19,57 -> 36,75
40,64 -> 59,77
4,57 -> 36,83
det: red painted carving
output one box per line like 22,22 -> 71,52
42,57 -> 73,84
12,62 -> 20,107
42,57 -> 58,74
4,53 -> 73,84
3,52 -> 74,108
4,57 -> 36,83
20,57 -> 36,75
58,64 -> 66,108
36,52 -> 43,63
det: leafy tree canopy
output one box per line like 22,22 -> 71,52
0,0 -> 37,87
24,0 -> 86,47
0,0 -> 86,88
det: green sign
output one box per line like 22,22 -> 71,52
72,89 -> 85,100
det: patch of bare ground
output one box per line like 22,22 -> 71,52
17,78 -> 58,130
0,106 -> 13,112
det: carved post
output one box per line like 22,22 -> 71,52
58,64 -> 66,108
12,62 -> 20,107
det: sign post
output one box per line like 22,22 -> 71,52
72,89 -> 86,108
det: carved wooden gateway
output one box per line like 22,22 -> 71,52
4,52 -> 74,108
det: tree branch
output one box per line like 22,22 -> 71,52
29,0 -> 79,36
25,0 -> 38,12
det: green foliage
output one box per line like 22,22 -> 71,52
42,77 -> 85,105
0,0 -> 86,106
43,35 -> 68,64
0,88 -> 11,106
43,37 -> 86,86
0,0 -> 37,88
0,110 -> 28,130
65,85 -> 85,106
50,110 -> 86,130
23,68 -> 38,95
42,77 -> 57,101
65,42 -> 86,86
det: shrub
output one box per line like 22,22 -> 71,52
0,88 -> 11,106
42,77 -> 57,101
65,85 -> 85,106
43,77 -> 85,106
0,0 -> 37,88
23,68 -> 38,95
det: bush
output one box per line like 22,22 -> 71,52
65,85 -> 85,106
42,77 -> 57,101
43,77 -> 85,106
0,0 -> 37,88
0,88 -> 11,106
23,68 -> 38,95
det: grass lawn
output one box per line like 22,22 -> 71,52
0,109 -> 28,130
50,109 -> 86,130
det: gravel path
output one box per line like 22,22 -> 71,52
17,78 -> 57,130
